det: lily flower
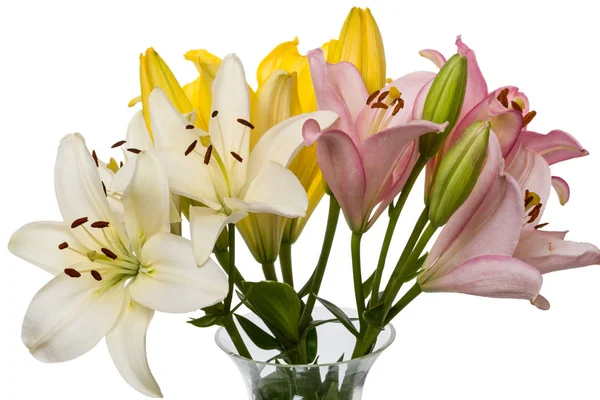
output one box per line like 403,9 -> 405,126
8,134 -> 228,397
418,134 -> 550,309
304,49 -> 446,233
147,54 -> 337,265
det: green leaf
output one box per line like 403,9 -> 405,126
235,314 -> 281,351
257,368 -> 293,400
363,302 -> 386,330
244,281 -> 302,343
187,314 -> 221,328
201,302 -> 225,316
323,383 -> 341,400
316,297 -> 359,337
306,326 -> 318,363
362,272 -> 375,299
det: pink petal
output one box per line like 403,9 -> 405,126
521,129 -> 589,165
515,230 -> 600,274
551,176 -> 570,205
420,255 -> 547,309
419,49 -> 447,69
314,130 -> 366,232
456,36 -> 489,122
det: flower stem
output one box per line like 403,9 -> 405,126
279,241 -> 294,288
262,262 -> 278,281
223,316 -> 252,359
299,195 -> 341,331
224,223 -> 236,313
351,232 -> 365,331
215,250 -> 245,291
386,283 -> 422,322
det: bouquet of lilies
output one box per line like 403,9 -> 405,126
8,6 -> 599,399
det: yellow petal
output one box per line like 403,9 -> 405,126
182,70 -> 215,132
184,49 -> 222,78
328,7 -> 386,94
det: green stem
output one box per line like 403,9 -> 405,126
397,207 -> 430,270
386,283 -> 422,322
215,250 -> 245,291
223,316 -> 252,359
369,156 -> 428,307
299,195 -> 341,331
279,241 -> 294,288
224,223 -> 236,313
351,232 -> 365,331
262,262 -> 278,281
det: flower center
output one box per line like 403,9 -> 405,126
365,86 -> 404,136
496,88 -> 537,128
523,189 -> 547,228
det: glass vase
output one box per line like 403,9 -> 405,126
215,308 -> 395,400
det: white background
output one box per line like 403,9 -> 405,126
1,0 -> 599,398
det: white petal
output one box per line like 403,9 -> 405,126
107,292 -> 162,398
227,161 -> 308,218
150,149 -> 223,209
130,233 -> 228,313
190,206 -> 246,265
110,158 -> 135,194
121,153 -> 170,252
22,266 -> 124,362
126,110 -> 154,151
9,221 -> 86,274
209,54 -> 251,195
247,110 -> 338,181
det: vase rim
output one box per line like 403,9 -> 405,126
214,319 -> 396,368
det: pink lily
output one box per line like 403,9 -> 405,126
303,49 -> 446,233
418,133 -> 550,310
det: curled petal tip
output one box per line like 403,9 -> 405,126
302,119 -> 323,146
531,294 -> 550,310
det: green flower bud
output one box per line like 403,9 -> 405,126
428,120 -> 490,227
419,54 -> 468,159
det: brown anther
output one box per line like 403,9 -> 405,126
522,111 -> 537,127
366,90 -> 380,105
64,268 -> 81,278
534,222 -> 549,230
392,99 -> 405,116
111,140 -> 126,148
119,161 -> 124,168
186,124 -> 195,130
185,140 -> 198,156
91,221 -> 110,228
511,101 -> 523,113
497,88 -> 509,108
92,150 -> 99,167
237,118 -> 255,129
91,270 -> 103,281
204,145 -> 213,165
371,102 -> 389,110
101,248 -> 118,260
71,217 -> 89,229
127,148 -> 142,154
211,110 -> 219,118
230,151 -> 243,162
102,181 -> 107,197
58,242 -> 69,250
377,91 -> 389,102
524,195 -> 534,208
527,203 -> 542,223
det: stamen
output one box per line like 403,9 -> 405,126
58,242 -> 69,250
186,124 -> 194,130
523,111 -> 537,126
377,91 -> 389,102
120,161 -> 124,168
127,148 -> 142,154
497,88 -> 509,108
392,99 -> 405,116
371,102 -> 388,110
230,151 -> 243,162
91,270 -> 103,281
212,110 -> 219,118
204,145 -> 213,165
534,222 -> 549,230
101,248 -> 118,260
185,140 -> 198,156
511,101 -> 523,113
91,221 -> 110,228
524,195 -> 534,208
237,118 -> 255,129
102,181 -> 107,197
64,268 -> 81,278
366,90 -> 380,105
527,203 -> 542,223
92,150 -> 99,167
71,217 -> 89,229
111,140 -> 126,148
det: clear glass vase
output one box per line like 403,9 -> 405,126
215,308 -> 395,400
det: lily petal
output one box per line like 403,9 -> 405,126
126,110 -> 154,151
515,230 -> 600,274
419,49 -> 446,69
521,129 -> 589,165
106,292 -> 162,398
9,221 -> 85,274
551,176 -> 570,205
456,36 -> 488,118
190,207 -> 246,266
22,267 -> 124,362
131,233 -> 227,313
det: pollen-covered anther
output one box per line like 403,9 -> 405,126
535,222 -> 549,230
230,151 -> 243,162
185,124 -> 195,130
511,100 -> 523,113
101,248 -> 118,260
527,203 -> 542,223
58,242 -> 69,250
185,140 -> 198,156
371,102 -> 388,110
211,110 -> 219,118
392,99 -> 405,116
71,217 -> 89,229
64,268 -> 81,278
127,148 -> 142,154
91,221 -> 110,228
111,140 -> 126,148
366,89 -> 380,105
119,161 -> 124,168
237,118 -> 255,129
92,150 -> 99,167
523,111 -> 537,126
204,145 -> 213,165
497,88 -> 509,108
102,181 -> 107,197
91,270 -> 103,281
377,90 -> 389,102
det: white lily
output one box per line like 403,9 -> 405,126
8,133 -> 228,398
148,54 -> 338,264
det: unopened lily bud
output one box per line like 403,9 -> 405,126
428,120 -> 490,227
419,54 -> 468,159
